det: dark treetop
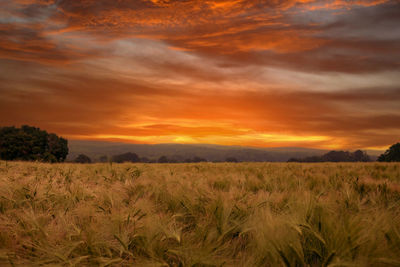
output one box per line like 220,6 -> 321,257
0,125 -> 68,162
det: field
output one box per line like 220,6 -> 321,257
0,161 -> 400,266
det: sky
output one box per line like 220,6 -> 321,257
0,0 -> 399,150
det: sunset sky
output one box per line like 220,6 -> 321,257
0,0 -> 399,149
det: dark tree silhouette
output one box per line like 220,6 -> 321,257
226,157 -> 238,162
192,156 -> 207,162
0,125 -> 68,162
352,150 -> 370,162
322,151 -> 351,162
47,133 -> 68,162
74,154 -> 92,163
184,156 -> 207,163
158,156 -> 169,163
288,150 -> 371,162
112,152 -> 140,163
378,143 -> 400,162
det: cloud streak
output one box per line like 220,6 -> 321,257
0,0 -> 399,149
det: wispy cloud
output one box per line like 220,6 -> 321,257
0,0 -> 399,149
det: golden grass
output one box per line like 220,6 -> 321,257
0,161 -> 400,266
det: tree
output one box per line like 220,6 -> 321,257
74,154 -> 91,163
352,150 -> 370,162
0,125 -> 68,162
47,133 -> 68,162
378,143 -> 400,162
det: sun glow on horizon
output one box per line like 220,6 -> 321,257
65,132 -> 333,148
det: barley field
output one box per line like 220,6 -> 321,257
0,161 -> 400,266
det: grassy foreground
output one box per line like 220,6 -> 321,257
0,161 -> 400,266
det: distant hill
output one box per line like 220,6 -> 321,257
66,140 -> 325,162
67,140 -> 384,162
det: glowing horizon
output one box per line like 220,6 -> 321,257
1,0 -> 399,150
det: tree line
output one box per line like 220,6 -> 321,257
288,145 -> 400,162
76,145 -> 400,164
74,152 -> 216,164
288,150 -> 371,162
1,125 -> 399,163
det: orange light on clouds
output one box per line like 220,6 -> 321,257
65,132 -> 331,148
0,0 -> 399,150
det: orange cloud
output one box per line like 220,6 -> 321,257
0,0 -> 399,149
1,0 -> 398,72
1,59 -> 399,149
